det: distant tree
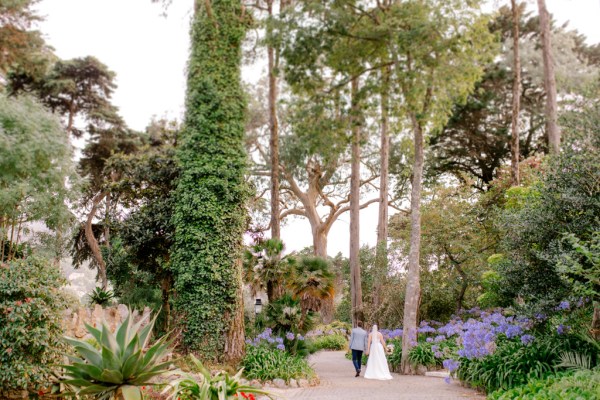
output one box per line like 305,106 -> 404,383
536,0 -> 560,153
105,120 -> 179,330
0,0 -> 51,79
510,0 -> 521,186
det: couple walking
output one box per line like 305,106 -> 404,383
349,321 -> 393,380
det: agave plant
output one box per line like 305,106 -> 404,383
62,309 -> 172,399
164,354 -> 272,400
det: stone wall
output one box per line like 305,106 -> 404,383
63,304 -> 152,338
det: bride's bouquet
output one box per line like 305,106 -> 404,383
386,343 -> 394,355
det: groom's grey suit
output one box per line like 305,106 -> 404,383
349,327 -> 368,376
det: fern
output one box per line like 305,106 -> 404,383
557,351 -> 592,371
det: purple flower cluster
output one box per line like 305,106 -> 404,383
245,328 -> 305,351
442,359 -> 460,372
380,328 -> 403,339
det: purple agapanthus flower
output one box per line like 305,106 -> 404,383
520,334 -> 535,345
286,332 -> 295,340
276,344 -> 285,351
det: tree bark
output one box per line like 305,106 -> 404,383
374,67 -> 391,320
267,0 -> 281,240
536,0 -> 560,154
85,191 -> 108,290
349,78 -> 363,326
592,301 -> 600,341
224,260 -> 246,362
401,115 -> 424,374
161,275 -> 172,332
510,0 -> 521,186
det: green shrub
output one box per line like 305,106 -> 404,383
165,354 -> 272,400
408,342 -> 437,369
61,309 -> 173,399
457,337 -> 557,393
388,339 -> 403,371
308,334 -> 347,352
489,370 -> 600,400
0,257 -> 69,393
242,345 -> 315,382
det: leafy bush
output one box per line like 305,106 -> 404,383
242,345 -> 315,382
165,354 -> 271,400
489,370 -> 600,400
61,309 -> 172,399
387,339 -> 403,371
457,337 -> 557,393
87,287 -> 115,306
0,257 -> 69,393
308,334 -> 347,352
408,342 -> 437,369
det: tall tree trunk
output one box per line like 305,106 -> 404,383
312,226 -> 328,258
267,0 -> 280,240
161,275 -> 172,332
85,191 -> 108,290
401,115 -> 424,374
224,258 -> 246,362
511,0 -> 521,186
374,67 -> 391,321
536,0 -> 560,153
349,78 -> 363,326
592,302 -> 600,340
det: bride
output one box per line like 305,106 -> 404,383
364,324 -> 393,380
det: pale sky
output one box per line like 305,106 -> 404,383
35,0 -> 600,257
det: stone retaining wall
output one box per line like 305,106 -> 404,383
63,304 -> 152,338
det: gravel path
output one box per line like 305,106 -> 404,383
266,351 -> 486,400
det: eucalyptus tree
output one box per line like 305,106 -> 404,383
172,0 -> 251,361
510,0 -> 521,185
536,0 -> 560,153
387,0 -> 495,373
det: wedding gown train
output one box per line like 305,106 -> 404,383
364,335 -> 393,380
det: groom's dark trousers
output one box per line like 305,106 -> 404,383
351,349 -> 363,372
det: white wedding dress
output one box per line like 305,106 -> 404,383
364,333 -> 393,380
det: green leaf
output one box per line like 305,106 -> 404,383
120,385 -> 142,400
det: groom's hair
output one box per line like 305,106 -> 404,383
356,321 -> 363,328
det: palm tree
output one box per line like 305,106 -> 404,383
288,256 -> 335,327
243,238 -> 290,302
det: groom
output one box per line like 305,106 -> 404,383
349,321 -> 368,377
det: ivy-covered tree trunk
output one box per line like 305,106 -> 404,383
173,0 -> 248,361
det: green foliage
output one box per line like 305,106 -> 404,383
62,309 -> 172,399
0,257 -> 69,393
87,287 -> 115,307
308,334 -> 347,352
457,338 -> 558,393
489,370 -> 600,400
0,93 -> 76,261
242,346 -> 315,383
165,354 -> 272,400
387,339 -> 403,371
243,238 -> 291,302
265,293 -> 306,333
172,0 -> 251,356
407,342 -> 437,369
497,107 -> 600,313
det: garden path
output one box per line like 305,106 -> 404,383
265,351 -> 486,400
